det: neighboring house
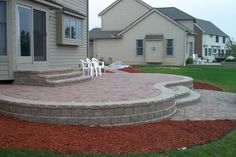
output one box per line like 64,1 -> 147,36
194,19 -> 229,62
90,0 -> 195,66
0,0 -> 88,81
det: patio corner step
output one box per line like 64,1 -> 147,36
46,76 -> 92,87
176,90 -> 201,108
39,71 -> 83,81
173,86 -> 190,99
14,69 -> 92,87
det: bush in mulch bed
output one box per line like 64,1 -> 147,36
0,115 -> 236,154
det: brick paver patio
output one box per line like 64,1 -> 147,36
0,71 -> 235,122
173,90 -> 236,120
0,73 -> 183,103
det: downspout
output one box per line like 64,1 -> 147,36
87,0 -> 89,58
183,32 -> 187,67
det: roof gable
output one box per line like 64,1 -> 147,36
117,9 -> 188,36
195,19 -> 228,37
98,0 -> 152,16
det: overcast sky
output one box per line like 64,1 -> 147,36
89,0 -> 236,40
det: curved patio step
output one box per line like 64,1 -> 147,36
176,90 -> 201,108
39,71 -> 83,81
173,86 -> 190,99
46,76 -> 92,87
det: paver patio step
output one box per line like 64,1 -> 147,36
35,68 -> 74,75
46,76 -> 92,87
176,90 -> 201,108
39,71 -> 83,81
173,86 -> 190,99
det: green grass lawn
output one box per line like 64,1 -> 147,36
1,129 -> 236,157
138,65 -> 236,93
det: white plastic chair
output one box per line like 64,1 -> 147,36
92,58 -> 105,76
192,54 -> 207,64
80,60 -> 94,77
86,58 -> 99,77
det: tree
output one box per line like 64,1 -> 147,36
226,38 -> 236,57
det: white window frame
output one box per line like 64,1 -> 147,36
16,3 -> 48,63
136,39 -> 144,56
64,15 -> 82,41
166,39 -> 174,56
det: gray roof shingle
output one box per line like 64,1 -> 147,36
90,28 -> 121,39
156,7 -> 195,21
195,19 -> 228,37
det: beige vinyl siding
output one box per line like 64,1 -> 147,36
47,0 -> 88,68
0,57 -> 9,80
177,20 -> 194,32
101,0 -> 149,31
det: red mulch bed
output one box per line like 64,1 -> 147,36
193,81 -> 223,91
0,115 -> 236,154
119,66 -> 224,91
119,66 -> 141,73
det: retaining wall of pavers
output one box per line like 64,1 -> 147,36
0,75 -> 193,126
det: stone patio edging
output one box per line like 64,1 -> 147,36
0,74 -> 193,126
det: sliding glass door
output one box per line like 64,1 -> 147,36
18,6 -> 31,59
17,5 -> 46,64
33,9 -> 46,61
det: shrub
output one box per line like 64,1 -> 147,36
225,56 -> 236,62
186,57 -> 193,64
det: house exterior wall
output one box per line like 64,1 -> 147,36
202,34 -> 229,62
194,24 -> 203,57
0,0 -> 88,80
101,0 -> 150,31
48,0 -> 88,68
177,20 -> 194,32
94,12 -> 187,66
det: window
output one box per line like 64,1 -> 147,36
64,16 -> 82,40
0,1 -> 6,55
205,48 -> 208,56
208,48 -> 212,56
213,49 -> 217,54
222,50 -> 224,55
166,39 -> 174,55
136,40 -> 143,55
188,42 -> 193,55
216,35 -> 219,43
223,37 -> 226,43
